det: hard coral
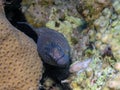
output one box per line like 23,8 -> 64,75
0,1 -> 43,90
21,0 -> 80,27
76,0 -> 111,27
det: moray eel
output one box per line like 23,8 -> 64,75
17,22 -> 71,89
36,27 -> 71,88
36,27 -> 71,67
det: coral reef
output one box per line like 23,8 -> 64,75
0,1 -> 43,90
20,0 -> 120,90
76,0 -> 112,27
21,0 -> 80,27
48,0 -> 120,89
85,0 -> 120,89
92,2 -> 120,61
68,50 -> 116,90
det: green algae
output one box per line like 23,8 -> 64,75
70,49 -> 117,90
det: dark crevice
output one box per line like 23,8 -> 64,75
4,0 -> 38,43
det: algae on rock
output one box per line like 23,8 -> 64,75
21,0 -> 80,27
46,10 -> 84,45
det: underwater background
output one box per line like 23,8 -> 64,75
3,0 -> 120,90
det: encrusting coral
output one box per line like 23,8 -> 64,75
0,0 -> 43,90
21,0 -> 80,27
76,0 -> 111,27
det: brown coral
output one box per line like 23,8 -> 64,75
0,1 -> 43,90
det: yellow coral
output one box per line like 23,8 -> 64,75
0,1 -> 43,90
70,81 -> 82,90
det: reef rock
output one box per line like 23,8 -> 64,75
0,1 -> 43,90
21,0 -> 80,27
